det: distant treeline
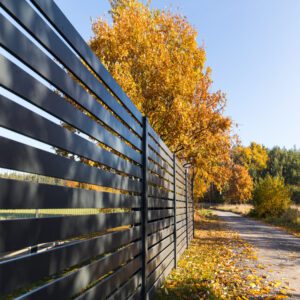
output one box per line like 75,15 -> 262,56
203,146 -> 300,204
253,147 -> 299,184
256,146 -> 300,203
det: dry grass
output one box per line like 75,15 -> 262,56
201,203 -> 300,237
291,204 -> 300,212
206,203 -> 253,215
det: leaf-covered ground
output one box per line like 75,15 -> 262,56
156,210 -> 290,300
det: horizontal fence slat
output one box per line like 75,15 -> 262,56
148,173 -> 173,191
176,170 -> 185,182
176,193 -> 186,200
148,226 -> 174,248
149,149 -> 173,174
176,209 -> 187,216
176,219 -> 186,232
148,125 -> 173,159
148,161 -> 173,183
176,185 -> 186,195
0,137 -> 142,193
0,95 -> 142,178
177,226 -> 186,240
176,219 -> 186,229
106,272 -> 142,300
148,198 -> 173,209
175,158 -> 185,174
188,220 -> 193,228
0,178 -> 141,209
175,175 -> 185,187
0,227 -> 141,295
177,245 -> 186,260
0,212 -> 140,252
77,256 -> 142,300
177,218 -> 186,229
175,178 -> 185,190
147,243 -> 174,275
148,186 -> 174,199
148,234 -> 174,261
146,248 -> 174,292
177,229 -> 186,245
176,213 -> 186,223
1,0 -> 142,137
0,16 -> 142,150
176,207 -> 186,215
147,217 -> 174,235
0,57 -> 142,164
19,244 -> 141,300
176,163 -> 185,176
148,209 -> 174,222
148,137 -> 173,166
176,194 -> 185,202
177,235 -> 187,248
176,201 -> 186,208
128,286 -> 142,300
177,243 -> 186,258
30,0 -> 143,124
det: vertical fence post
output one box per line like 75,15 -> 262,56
185,169 -> 189,248
173,154 -> 177,268
142,116 -> 149,299
191,178 -> 195,238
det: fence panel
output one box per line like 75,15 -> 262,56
0,0 -> 194,299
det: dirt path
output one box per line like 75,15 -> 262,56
212,210 -> 300,299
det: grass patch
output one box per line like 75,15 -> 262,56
206,203 -> 300,237
208,203 -> 253,215
156,209 -> 290,299
249,208 -> 300,237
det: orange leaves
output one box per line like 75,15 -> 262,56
225,165 -> 254,203
89,0 -> 233,198
157,210 -> 286,299
224,142 -> 268,203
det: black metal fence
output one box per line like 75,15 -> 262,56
0,0 -> 194,299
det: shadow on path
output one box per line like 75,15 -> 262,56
212,210 -> 300,299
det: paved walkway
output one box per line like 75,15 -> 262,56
212,210 -> 300,299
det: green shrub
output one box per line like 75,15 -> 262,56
252,175 -> 291,218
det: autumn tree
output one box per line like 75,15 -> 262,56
233,142 -> 268,175
223,142 -> 267,203
90,0 -> 233,197
224,164 -> 253,203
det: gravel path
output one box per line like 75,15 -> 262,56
212,210 -> 300,299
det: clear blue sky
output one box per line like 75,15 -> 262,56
47,1 -> 300,148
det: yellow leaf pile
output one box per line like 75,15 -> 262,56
156,210 -> 290,299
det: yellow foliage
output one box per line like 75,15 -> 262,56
233,142 -> 268,172
157,210 -> 286,299
225,165 -> 254,203
89,0 -> 233,198
223,142 -> 267,203
253,175 -> 291,218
